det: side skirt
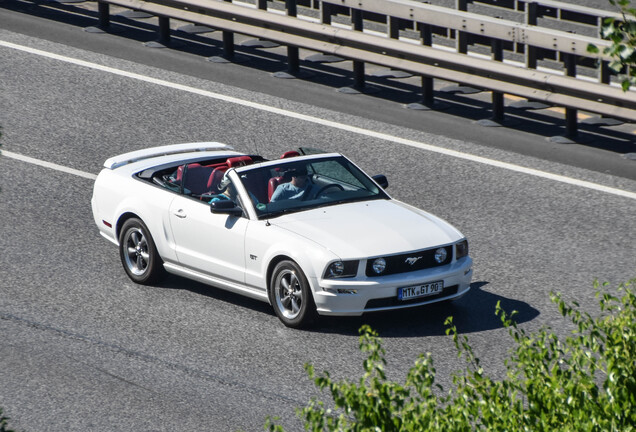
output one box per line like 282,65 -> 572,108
163,262 -> 270,304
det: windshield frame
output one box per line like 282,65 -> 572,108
234,153 -> 390,220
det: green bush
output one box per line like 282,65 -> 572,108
0,408 -> 15,432
266,278 -> 635,431
588,0 -> 636,90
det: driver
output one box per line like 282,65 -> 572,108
270,167 -> 317,202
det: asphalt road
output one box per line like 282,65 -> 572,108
1,2 -> 636,431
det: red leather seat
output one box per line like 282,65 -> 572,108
207,156 -> 253,192
268,176 -> 285,201
208,165 -> 229,192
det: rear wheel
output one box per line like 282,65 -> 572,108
119,218 -> 165,284
269,260 -> 316,328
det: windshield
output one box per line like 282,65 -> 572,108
236,155 -> 388,219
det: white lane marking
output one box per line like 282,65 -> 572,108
2,150 -> 97,180
1,40 -> 636,200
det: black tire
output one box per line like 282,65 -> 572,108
269,260 -> 317,328
118,218 -> 165,285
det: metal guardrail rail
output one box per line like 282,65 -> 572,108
468,0 -> 621,26
88,0 -> 635,136
323,0 -> 613,58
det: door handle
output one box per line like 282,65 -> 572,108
173,209 -> 187,219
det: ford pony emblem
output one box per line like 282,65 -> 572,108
405,256 -> 423,265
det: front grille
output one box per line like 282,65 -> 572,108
364,285 -> 458,309
365,245 -> 452,277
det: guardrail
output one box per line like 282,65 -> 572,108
87,0 -> 634,138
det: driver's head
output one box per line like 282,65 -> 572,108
290,167 -> 308,186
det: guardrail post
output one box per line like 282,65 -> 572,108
275,0 -> 315,77
287,0 -> 300,75
550,53 -> 580,142
491,38 -> 505,122
389,17 -> 400,40
525,1 -> 537,69
339,8 -> 377,93
352,9 -> 365,90
440,0 -> 482,95
98,2 -> 110,30
86,1 -> 122,33
159,16 -> 170,46
408,23 -> 447,110
510,1 -> 549,110
564,54 -> 578,139
476,37 -> 508,126
420,24 -> 434,107
208,0 -> 247,62
222,0 -> 235,59
575,17 -> 624,126
581,59 -> 623,126
596,15 -> 609,85
321,1 -> 331,24
144,16 -> 175,48
456,0 -> 468,54
600,60 -> 610,85
223,29 -> 234,58
274,0 -> 310,77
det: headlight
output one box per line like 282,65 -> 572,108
456,240 -> 469,259
372,258 -> 386,274
327,261 -> 344,277
434,248 -> 447,264
323,261 -> 359,279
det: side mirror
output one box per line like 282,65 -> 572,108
372,174 -> 389,189
210,200 -> 243,216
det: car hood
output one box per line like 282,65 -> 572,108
269,199 -> 463,258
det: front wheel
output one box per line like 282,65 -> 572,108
269,260 -> 316,328
119,218 -> 165,285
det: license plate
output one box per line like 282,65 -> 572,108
398,281 -> 444,301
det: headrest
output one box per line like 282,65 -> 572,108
227,156 -> 252,167
280,151 -> 300,159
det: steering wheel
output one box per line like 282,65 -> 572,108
314,183 -> 344,198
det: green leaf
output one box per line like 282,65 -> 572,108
270,277 -> 636,431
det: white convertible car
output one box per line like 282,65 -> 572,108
92,142 -> 473,327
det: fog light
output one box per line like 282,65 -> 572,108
434,248 -> 447,264
372,258 -> 386,274
337,289 -> 358,294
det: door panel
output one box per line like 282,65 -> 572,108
169,196 -> 248,284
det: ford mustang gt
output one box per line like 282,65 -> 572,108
91,142 -> 473,327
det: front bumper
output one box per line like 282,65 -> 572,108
312,257 -> 473,316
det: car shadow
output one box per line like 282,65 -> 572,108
156,276 -> 539,337
311,282 -> 540,337
155,273 -> 276,315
